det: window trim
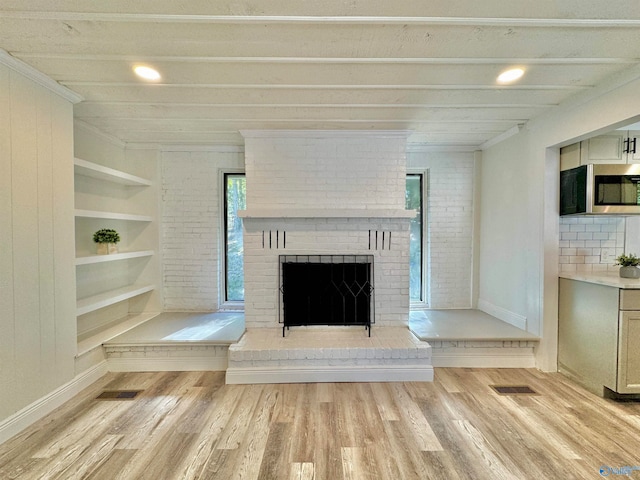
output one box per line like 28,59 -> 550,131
407,169 -> 429,309
219,169 -> 245,310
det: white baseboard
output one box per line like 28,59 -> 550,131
225,365 -> 434,384
107,356 -> 228,372
431,349 -> 536,368
0,361 -> 108,445
477,299 -> 527,330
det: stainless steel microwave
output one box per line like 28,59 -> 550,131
560,164 -> 640,215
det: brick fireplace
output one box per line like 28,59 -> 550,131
225,130 -> 433,384
240,130 -> 414,329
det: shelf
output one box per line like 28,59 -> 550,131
75,250 -> 154,266
74,158 -> 152,186
76,284 -> 155,316
77,312 -> 160,356
75,209 -> 153,222
238,208 -> 417,219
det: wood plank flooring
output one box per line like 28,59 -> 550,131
2,368 -> 640,479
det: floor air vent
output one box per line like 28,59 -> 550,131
490,385 -> 537,395
96,390 -> 143,400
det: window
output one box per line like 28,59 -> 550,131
406,174 -> 424,302
224,173 -> 246,301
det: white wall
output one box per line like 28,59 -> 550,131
161,148 -> 244,310
478,133 -> 538,330
480,64 -> 640,371
0,62 -> 76,424
407,150 -> 476,308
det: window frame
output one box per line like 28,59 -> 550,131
219,169 -> 246,309
407,169 -> 429,309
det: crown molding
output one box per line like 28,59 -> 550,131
159,144 -> 244,153
406,143 -> 479,153
480,125 -> 525,150
0,49 -> 83,104
74,120 -> 126,148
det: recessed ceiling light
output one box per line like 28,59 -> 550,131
133,65 -> 161,81
497,68 -> 525,84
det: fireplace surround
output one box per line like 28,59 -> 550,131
240,130 -> 415,331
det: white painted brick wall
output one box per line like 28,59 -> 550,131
161,149 -> 243,310
558,216 -> 624,273
242,132 -> 411,328
160,141 -> 476,314
244,133 -> 406,211
407,151 -> 475,308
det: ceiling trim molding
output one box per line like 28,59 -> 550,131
15,53 -> 638,65
406,144 -> 479,152
159,144 -> 245,153
0,49 -> 83,103
543,63 -> 640,117
74,120 -> 126,148
480,124 -> 525,150
3,12 -> 640,28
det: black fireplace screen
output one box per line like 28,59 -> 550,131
279,255 -> 375,336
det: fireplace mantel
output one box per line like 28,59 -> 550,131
239,208 -> 416,219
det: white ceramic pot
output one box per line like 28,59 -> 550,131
97,243 -> 118,255
619,266 -> 640,278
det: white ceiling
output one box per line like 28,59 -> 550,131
2,1 -> 640,148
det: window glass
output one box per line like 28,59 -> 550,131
406,174 -> 423,302
225,174 -> 246,301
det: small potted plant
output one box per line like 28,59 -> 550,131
615,253 -> 640,279
93,228 -> 120,255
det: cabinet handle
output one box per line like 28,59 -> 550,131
631,138 -> 637,155
623,138 -> 630,153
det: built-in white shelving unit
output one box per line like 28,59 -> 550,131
75,250 -> 154,266
76,284 -> 156,316
74,156 -> 158,353
77,312 -> 159,356
75,209 -> 153,222
74,157 -> 152,186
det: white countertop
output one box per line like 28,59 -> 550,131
559,271 -> 640,289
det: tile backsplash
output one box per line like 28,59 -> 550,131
559,217 -> 624,273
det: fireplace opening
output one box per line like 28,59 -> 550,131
279,255 -> 375,336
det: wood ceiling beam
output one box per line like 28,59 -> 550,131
3,12 -> 640,28
16,53 -> 639,65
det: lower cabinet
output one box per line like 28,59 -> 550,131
618,311 -> 640,393
558,278 -> 640,396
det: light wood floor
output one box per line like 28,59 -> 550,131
2,368 -> 640,480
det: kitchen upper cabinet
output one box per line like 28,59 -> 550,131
559,142 -> 582,170
580,130 -> 640,164
560,130 -> 640,171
